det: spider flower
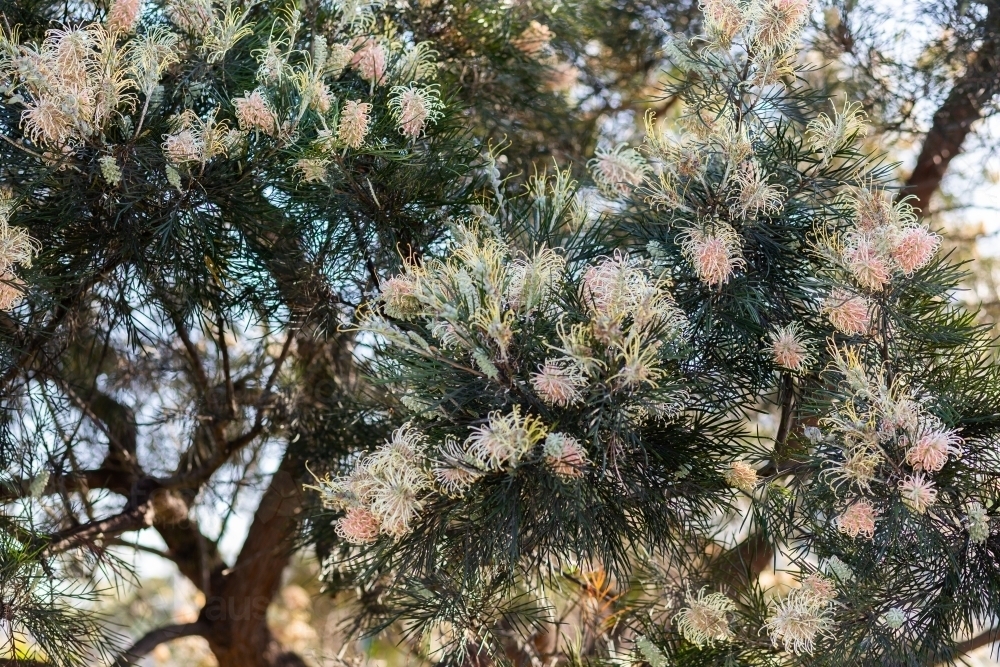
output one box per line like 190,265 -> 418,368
674,588 -> 736,646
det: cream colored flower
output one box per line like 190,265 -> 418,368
966,502 -> 990,544
765,586 -> 835,655
806,101 -> 867,162
752,0 -> 811,52
389,84 -> 443,138
674,588 -> 736,646
724,460 -> 758,493
701,0 -> 748,45
843,236 -> 891,292
465,408 -> 547,470
899,473 -> 937,514
337,100 -> 372,149
588,144 -> 649,198
904,428 -> 962,473
294,158 -> 328,183
730,160 -> 784,219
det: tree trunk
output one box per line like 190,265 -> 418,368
201,448 -> 308,667
902,2 -> 1000,214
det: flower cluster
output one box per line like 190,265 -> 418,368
107,0 -> 143,34
512,20 -> 555,57
588,144 -> 650,198
677,223 -> 745,287
623,97 -> 791,287
350,37 -> 387,84
248,15 -> 445,165
319,411 -> 592,540
836,498 -> 878,538
819,345 -> 964,525
766,323 -> 814,371
965,501 -> 991,545
324,224 -> 692,541
315,424 -> 432,543
162,109 -> 236,166
337,100 -> 373,148
388,84 -> 443,139
700,0 -> 810,52
2,24 -> 134,147
822,288 -> 871,336
724,460 -> 758,493
371,225 -> 688,398
806,101 -> 868,165
0,192 -> 38,311
831,186 -> 940,293
233,89 -> 277,135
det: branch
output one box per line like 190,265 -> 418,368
111,622 -> 208,667
217,314 -> 236,418
0,258 -> 118,391
169,311 -> 211,397
709,530 -> 774,594
941,627 -> 999,664
43,503 -> 153,556
158,335 -> 293,491
773,372 -> 796,463
0,467 -> 133,502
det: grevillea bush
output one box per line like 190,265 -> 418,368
1,0 -> 998,665
312,2 -> 1000,666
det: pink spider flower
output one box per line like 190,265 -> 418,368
822,289 -> 870,336
679,225 -> 744,287
904,428 -> 963,473
844,237 -> 891,292
389,85 -> 443,139
531,359 -> 587,407
350,40 -> 386,84
107,0 -> 142,32
335,506 -> 381,544
233,90 -> 277,135
767,323 -> 813,371
891,226 -> 940,275
836,498 -> 879,539
544,433 -> 588,479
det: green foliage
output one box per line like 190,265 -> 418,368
0,0 -> 998,666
